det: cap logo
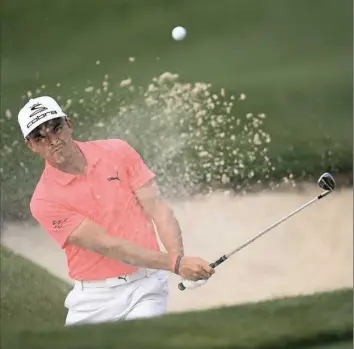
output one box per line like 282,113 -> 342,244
26,110 -> 58,129
29,103 -> 48,118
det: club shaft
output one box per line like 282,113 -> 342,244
224,190 -> 330,259
178,189 -> 331,290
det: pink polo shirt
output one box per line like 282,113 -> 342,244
30,139 -> 160,281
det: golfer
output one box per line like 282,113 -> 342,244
18,96 -> 215,326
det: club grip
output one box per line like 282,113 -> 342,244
178,282 -> 186,291
210,255 -> 228,268
177,255 -> 228,291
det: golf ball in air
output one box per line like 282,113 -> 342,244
172,26 -> 187,40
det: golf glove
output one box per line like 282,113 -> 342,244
180,278 -> 208,290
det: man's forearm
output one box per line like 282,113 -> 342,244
152,205 -> 184,256
67,219 -> 177,271
105,239 -> 172,271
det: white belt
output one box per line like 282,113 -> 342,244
74,268 -> 157,289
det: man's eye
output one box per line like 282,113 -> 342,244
52,127 -> 61,133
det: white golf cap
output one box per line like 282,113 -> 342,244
18,96 -> 67,138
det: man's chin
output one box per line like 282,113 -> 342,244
50,151 -> 67,164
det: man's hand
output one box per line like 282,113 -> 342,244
177,256 -> 215,281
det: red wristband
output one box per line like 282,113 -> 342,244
170,254 -> 183,275
174,255 -> 183,274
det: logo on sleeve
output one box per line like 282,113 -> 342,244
52,218 -> 68,230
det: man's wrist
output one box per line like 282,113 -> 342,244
170,254 -> 183,274
174,255 -> 183,274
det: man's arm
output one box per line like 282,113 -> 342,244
67,219 -> 171,270
134,179 -> 184,256
66,219 -> 214,280
117,140 -> 184,256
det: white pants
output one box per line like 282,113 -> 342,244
64,269 -> 169,326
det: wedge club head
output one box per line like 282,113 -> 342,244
318,172 -> 335,191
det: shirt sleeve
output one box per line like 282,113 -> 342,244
118,140 -> 156,191
30,199 -> 85,249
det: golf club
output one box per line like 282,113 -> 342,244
178,172 -> 336,291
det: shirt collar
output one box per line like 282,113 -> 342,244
45,141 -> 100,186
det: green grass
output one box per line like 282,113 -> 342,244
1,0 -> 353,220
0,245 -> 70,331
303,343 -> 353,349
2,287 -> 352,349
1,245 -> 352,348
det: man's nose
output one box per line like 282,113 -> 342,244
46,133 -> 60,144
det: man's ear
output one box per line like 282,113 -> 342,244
65,117 -> 73,129
25,138 -> 37,153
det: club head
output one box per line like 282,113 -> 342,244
318,172 -> 336,191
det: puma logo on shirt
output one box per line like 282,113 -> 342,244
107,172 -> 120,181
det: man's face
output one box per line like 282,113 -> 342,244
26,117 -> 74,164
